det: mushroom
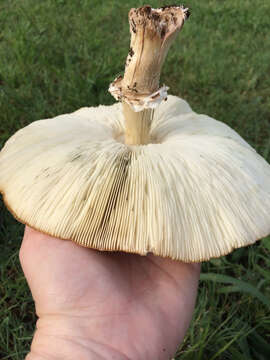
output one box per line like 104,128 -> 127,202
0,5 -> 270,262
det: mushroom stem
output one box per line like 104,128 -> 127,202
122,104 -> 153,145
109,5 -> 190,145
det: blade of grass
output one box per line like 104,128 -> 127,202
200,273 -> 270,307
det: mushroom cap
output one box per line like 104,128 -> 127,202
1,95 -> 270,262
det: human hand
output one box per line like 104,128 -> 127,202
20,226 -> 200,360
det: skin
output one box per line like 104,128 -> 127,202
20,226 -> 200,360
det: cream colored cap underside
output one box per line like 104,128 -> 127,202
0,96 -> 270,261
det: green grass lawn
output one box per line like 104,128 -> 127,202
1,0 -> 270,359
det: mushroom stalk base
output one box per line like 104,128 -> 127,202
123,102 -> 153,145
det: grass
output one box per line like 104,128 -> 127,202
0,0 -> 270,358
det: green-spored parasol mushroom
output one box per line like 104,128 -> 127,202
0,5 -> 270,262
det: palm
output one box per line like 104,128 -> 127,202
20,226 -> 200,360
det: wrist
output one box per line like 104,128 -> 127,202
26,316 -> 129,360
